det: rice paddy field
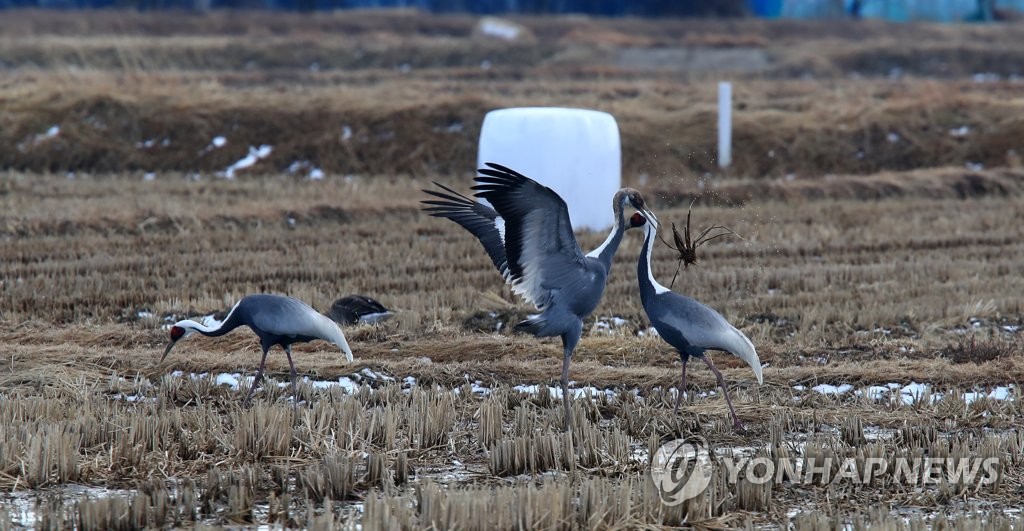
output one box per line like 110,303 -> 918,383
1,9 -> 1024,530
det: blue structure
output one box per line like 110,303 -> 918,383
770,0 -> 1024,22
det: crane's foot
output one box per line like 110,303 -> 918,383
732,418 -> 746,433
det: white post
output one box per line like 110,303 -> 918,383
718,81 -> 732,169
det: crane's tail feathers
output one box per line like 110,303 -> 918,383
514,314 -> 560,338
731,327 -> 763,385
332,324 -> 355,362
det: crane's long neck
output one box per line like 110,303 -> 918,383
182,300 -> 245,337
638,224 -> 671,302
585,193 -> 627,272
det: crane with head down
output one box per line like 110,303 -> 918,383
161,294 -> 354,405
423,162 -> 655,430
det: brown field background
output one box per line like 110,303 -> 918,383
1,10 -> 1023,529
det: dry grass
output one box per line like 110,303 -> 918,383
2,169 -> 1023,527
2,9 -> 1024,529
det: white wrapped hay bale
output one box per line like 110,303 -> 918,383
477,107 -> 622,232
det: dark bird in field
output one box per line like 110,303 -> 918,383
422,162 -> 656,430
631,211 -> 763,431
161,294 -> 354,405
327,295 -> 393,326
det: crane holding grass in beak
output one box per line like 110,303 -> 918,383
161,294 -> 354,406
628,210 -> 763,431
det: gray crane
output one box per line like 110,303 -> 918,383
631,211 -> 763,431
422,162 -> 655,429
160,294 -> 354,405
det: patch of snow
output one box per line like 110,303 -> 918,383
300,376 -> 358,393
899,382 -> 943,405
480,59 -> 492,70
989,386 -> 1012,401
949,125 -> 970,138
966,385 -> 1013,405
857,385 -> 891,401
286,160 -> 325,180
886,132 -> 900,143
137,310 -> 154,319
114,394 -> 150,403
222,145 -> 273,179
201,313 -> 224,328
359,368 -> 395,382
965,162 -> 984,171
594,316 -> 629,334
215,373 -> 241,389
341,126 -> 353,142
479,18 -> 520,41
454,382 -> 492,396
637,327 -> 659,337
433,122 -> 463,134
863,425 -> 899,442
513,383 -> 614,400
811,383 -> 854,395
17,125 -> 61,152
143,172 -> 156,181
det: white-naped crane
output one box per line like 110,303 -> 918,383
160,294 -> 354,405
629,211 -> 763,431
423,162 -> 656,430
327,295 -> 393,326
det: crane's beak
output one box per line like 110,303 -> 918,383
640,207 -> 658,229
160,339 -> 178,363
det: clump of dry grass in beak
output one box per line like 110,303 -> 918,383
657,198 -> 744,289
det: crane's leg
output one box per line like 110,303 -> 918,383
284,345 -> 299,408
699,355 -> 744,431
559,321 -> 583,433
674,356 -> 689,414
244,345 -> 272,406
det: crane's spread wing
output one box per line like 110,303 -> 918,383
472,162 -> 587,310
422,181 -> 510,278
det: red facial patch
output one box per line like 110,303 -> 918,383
630,212 -> 647,227
170,326 -> 185,341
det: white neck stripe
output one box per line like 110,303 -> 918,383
644,226 -> 671,294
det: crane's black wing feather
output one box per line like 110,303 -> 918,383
422,181 -> 509,278
471,162 -> 587,309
